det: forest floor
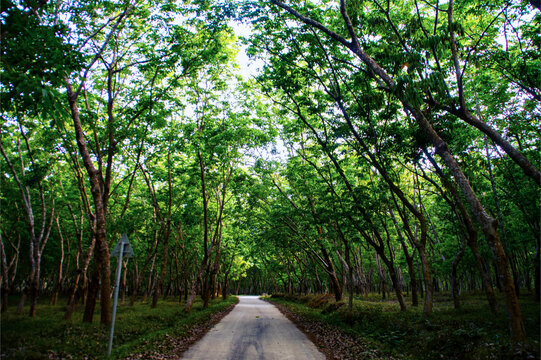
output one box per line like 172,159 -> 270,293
0,295 -> 238,359
265,292 -> 540,360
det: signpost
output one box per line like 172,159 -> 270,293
108,234 -> 134,357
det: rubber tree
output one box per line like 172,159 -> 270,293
260,0 -> 528,341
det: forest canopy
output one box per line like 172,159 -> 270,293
1,0 -> 539,346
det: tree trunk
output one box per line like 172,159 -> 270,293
197,147 -> 211,309
66,232 -> 95,320
16,288 -> 27,314
321,247 -> 342,301
185,261 -> 207,313
51,217 -> 65,306
535,238 -> 540,302
222,272 -> 229,300
1,236 -> 10,312
451,233 -> 467,309
375,253 -> 386,299
96,233 -> 111,325
83,263 -> 100,323
201,268 -> 210,308
417,246 -> 433,314
469,239 -> 500,312
152,233 -> 169,309
390,209 -> 418,306
130,260 -> 140,306
489,229 -> 526,339
236,276 -> 242,296
184,278 -> 199,313
66,82 -> 112,325
65,272 -> 85,320
337,228 -> 354,313
29,247 -> 40,317
483,129 -> 520,298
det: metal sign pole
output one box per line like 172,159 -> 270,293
107,241 -> 124,357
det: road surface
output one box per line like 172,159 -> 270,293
181,295 -> 326,360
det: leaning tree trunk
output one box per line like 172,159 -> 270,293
321,247 -> 342,301
424,149 -> 499,314
270,0 -> 526,341
483,131 -> 520,297
376,246 -> 407,311
67,82 -> 112,325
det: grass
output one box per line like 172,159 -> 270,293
267,291 -> 540,360
1,295 -> 238,359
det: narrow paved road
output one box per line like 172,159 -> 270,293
181,296 -> 326,360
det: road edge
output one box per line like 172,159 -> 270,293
265,298 -> 334,360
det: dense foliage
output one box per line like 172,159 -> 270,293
1,0 -> 539,351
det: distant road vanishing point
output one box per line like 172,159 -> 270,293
181,296 -> 326,360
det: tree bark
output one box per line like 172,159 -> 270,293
451,232 -> 467,309
66,81 -> 112,325
424,149 -> 499,314
222,272 -> 229,300
51,217 -> 65,306
197,148 -> 211,308
184,276 -> 200,313
16,289 -> 27,314
390,209 -> 418,306
0,235 -> 10,312
321,247 -> 342,301
83,262 -> 100,323
375,253 -> 387,299
65,233 -> 95,320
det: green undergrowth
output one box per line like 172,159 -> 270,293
267,292 -> 540,360
1,295 -> 238,359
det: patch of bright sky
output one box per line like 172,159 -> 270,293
230,21 -> 264,80
229,21 -> 290,167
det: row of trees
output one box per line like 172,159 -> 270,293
1,0 -> 270,323
1,0 -> 539,343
